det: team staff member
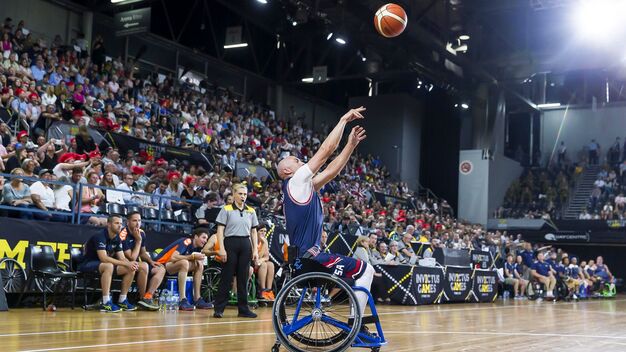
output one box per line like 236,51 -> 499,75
120,211 -> 165,311
531,252 -> 557,299
78,215 -> 139,312
154,228 -> 212,311
255,223 -> 275,302
213,183 -> 259,319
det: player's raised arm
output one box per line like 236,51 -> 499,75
313,126 -> 367,191
307,107 -> 365,174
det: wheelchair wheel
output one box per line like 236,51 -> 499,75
272,272 -> 361,352
201,267 -> 221,303
526,281 -> 545,300
0,258 -> 27,293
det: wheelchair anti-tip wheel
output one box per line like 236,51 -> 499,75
272,272 -> 362,352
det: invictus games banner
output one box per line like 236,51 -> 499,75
375,264 -> 418,305
470,250 -> 493,269
442,266 -> 473,302
0,217 -> 181,271
472,269 -> 498,302
325,233 -> 359,257
413,266 -> 444,305
267,223 -> 289,265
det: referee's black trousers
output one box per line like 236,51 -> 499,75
214,236 -> 252,313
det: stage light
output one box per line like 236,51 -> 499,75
537,103 -> 561,109
428,84 -> 434,92
256,0 -> 268,4
454,103 -> 459,108
362,57 -> 367,62
224,43 -> 248,49
292,21 -> 298,26
572,0 -> 626,42
461,103 -> 469,109
335,37 -> 346,45
459,34 -> 470,40
301,77 -> 314,83
326,32 -> 333,40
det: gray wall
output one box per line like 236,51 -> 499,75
275,87 -> 341,131
541,104 -> 626,164
349,94 -> 422,189
458,150 -> 489,225
0,0 -> 83,45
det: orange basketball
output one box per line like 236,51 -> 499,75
374,3 -> 407,38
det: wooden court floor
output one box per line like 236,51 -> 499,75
2,295 -> 626,352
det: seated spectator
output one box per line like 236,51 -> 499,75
397,233 -> 417,263
254,224 -> 275,302
153,228 -> 211,310
79,171 -> 106,226
117,172 -> 140,205
77,215 -> 139,313
30,169 -> 66,222
387,240 -> 406,264
53,176 -> 74,212
153,180 -> 172,210
531,252 -> 557,299
514,255 -> 528,297
2,168 -> 34,219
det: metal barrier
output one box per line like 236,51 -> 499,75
0,172 -> 202,232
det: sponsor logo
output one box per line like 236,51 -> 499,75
544,232 -> 589,242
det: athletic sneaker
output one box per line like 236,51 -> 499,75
179,298 -> 195,311
100,300 -> 121,313
514,295 -> 523,300
119,299 -> 137,311
260,291 -> 274,301
138,298 -> 160,311
267,291 -> 275,300
195,298 -> 213,310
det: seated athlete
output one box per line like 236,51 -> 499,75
78,215 -> 139,312
276,107 -> 375,317
154,228 -> 212,311
530,252 -> 557,299
119,211 -> 166,310
504,254 -> 521,299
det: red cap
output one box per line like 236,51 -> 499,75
59,153 -> 77,163
131,166 -> 145,175
183,175 -> 195,186
88,150 -> 101,159
17,130 -> 28,139
28,93 -> 38,101
15,88 -> 24,96
167,171 -> 181,181
156,158 -> 167,166
72,109 -> 83,117
66,81 -> 74,86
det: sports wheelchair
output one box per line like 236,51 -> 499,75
271,255 -> 386,352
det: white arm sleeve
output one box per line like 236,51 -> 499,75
287,164 -> 314,204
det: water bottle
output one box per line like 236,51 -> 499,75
173,293 -> 179,310
160,290 -> 169,311
166,292 -> 173,311
503,290 -> 510,300
159,293 -> 166,311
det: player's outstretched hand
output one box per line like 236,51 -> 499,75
340,106 -> 366,123
348,126 -> 367,148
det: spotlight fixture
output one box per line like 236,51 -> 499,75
256,0 -> 268,4
326,32 -> 333,40
461,103 -> 469,109
292,21 -> 298,26
459,34 -> 470,40
301,77 -> 314,83
335,36 -> 346,45
224,43 -> 248,49
537,103 -> 561,109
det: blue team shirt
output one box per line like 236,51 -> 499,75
566,265 -> 580,279
504,262 -> 516,277
518,250 -> 535,267
82,229 -> 123,262
514,263 -> 523,277
531,260 -> 551,276
595,264 -> 610,280
119,226 -> 147,252
282,166 -> 324,257
154,237 -> 201,264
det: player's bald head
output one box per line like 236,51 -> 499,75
277,156 -> 301,180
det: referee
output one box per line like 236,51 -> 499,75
213,183 -> 259,318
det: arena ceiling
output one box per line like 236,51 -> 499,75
70,0 -> 625,106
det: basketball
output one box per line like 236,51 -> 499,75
374,3 -> 408,38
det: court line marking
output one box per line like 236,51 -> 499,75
383,330 -> 626,341
6,297 -> 625,338
19,332 -> 277,352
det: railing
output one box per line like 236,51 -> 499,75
0,173 -> 202,232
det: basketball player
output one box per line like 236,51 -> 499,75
276,106 -> 375,317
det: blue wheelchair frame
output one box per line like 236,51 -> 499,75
277,279 -> 386,350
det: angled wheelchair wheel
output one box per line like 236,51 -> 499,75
0,258 -> 27,293
201,267 -> 221,303
272,272 -> 361,352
